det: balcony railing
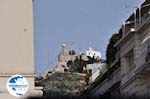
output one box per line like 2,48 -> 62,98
136,11 -> 150,29
124,23 -> 135,36
123,10 -> 150,36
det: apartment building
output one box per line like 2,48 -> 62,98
89,0 -> 150,97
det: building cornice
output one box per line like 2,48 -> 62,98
0,73 -> 35,77
114,31 -> 135,47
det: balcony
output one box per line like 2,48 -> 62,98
123,10 -> 150,36
115,9 -> 150,47
124,23 -> 135,36
136,10 -> 150,30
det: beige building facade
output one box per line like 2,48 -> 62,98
0,0 -> 42,98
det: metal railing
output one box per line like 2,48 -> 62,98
136,11 -> 150,29
123,10 -> 150,35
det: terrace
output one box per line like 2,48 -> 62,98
115,1 -> 150,47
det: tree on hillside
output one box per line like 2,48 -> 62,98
67,55 -> 100,73
67,56 -> 85,73
106,32 -> 122,66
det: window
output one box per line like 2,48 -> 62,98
146,41 -> 150,63
125,49 -> 135,70
147,41 -> 150,54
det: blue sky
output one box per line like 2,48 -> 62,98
33,0 -> 144,76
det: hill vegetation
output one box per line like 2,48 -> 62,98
38,72 -> 86,97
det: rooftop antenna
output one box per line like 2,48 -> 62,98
79,47 -> 82,55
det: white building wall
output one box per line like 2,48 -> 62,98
85,47 -> 101,59
87,63 -> 105,83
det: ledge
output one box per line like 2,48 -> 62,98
0,73 -> 35,77
135,63 -> 150,74
114,31 -> 135,47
